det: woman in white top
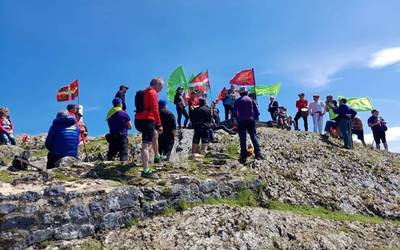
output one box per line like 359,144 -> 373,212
308,94 -> 326,134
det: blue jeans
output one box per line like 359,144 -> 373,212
238,120 -> 261,159
338,119 -> 351,149
0,132 -> 16,145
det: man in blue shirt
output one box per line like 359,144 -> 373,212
106,98 -> 132,161
223,85 -> 236,121
233,87 -> 263,164
333,98 -> 357,149
368,109 -> 388,151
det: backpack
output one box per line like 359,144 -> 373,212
135,90 -> 145,113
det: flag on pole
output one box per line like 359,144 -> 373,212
230,68 -> 255,85
249,83 -> 281,97
56,80 -> 79,102
338,96 -> 374,111
189,71 -> 210,93
167,66 -> 187,102
215,87 -> 227,103
188,73 -> 196,83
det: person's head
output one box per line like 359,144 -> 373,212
158,99 -> 167,109
313,94 -> 320,101
176,86 -> 183,94
199,98 -> 206,107
326,95 -> 333,102
230,85 -> 235,91
239,87 -> 248,97
112,97 -> 123,108
371,109 -> 379,117
278,106 -> 284,111
150,77 -> 164,93
66,104 -> 79,114
270,96 -> 275,101
56,110 -> 69,119
0,107 -> 9,117
119,85 -> 129,93
298,93 -> 305,100
339,98 -> 347,105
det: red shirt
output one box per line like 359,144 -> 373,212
135,87 -> 161,125
188,97 -> 199,107
296,99 -> 308,111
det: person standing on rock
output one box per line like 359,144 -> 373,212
268,96 -> 279,122
352,116 -> 366,147
293,93 -> 309,131
368,109 -> 388,151
158,100 -> 176,161
135,78 -> 163,179
0,107 -> 16,145
115,85 -> 129,111
45,111 -> 79,169
174,87 -> 189,129
334,98 -> 357,149
233,87 -> 263,164
191,98 -> 212,154
308,94 -> 325,134
322,95 -> 339,141
106,98 -> 132,161
222,85 -> 236,121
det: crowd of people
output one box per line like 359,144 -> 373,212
0,78 -> 390,176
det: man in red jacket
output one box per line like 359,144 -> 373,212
135,77 -> 164,178
293,93 -> 309,131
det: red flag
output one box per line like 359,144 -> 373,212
189,71 -> 210,93
57,80 -> 79,102
215,87 -> 227,103
230,68 -> 255,85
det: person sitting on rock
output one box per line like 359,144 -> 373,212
368,109 -> 388,151
158,100 -> 176,161
277,106 -> 292,131
191,98 -> 212,154
106,98 -> 132,161
0,107 -> 16,145
45,111 -> 79,169
333,98 -> 357,149
351,116 -> 366,147
322,95 -> 339,142
233,87 -> 263,164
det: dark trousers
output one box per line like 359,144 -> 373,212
324,120 -> 337,133
238,120 -> 261,160
294,111 -> 308,131
107,133 -> 129,161
158,135 -> 175,160
270,111 -> 278,121
224,104 -> 233,121
47,153 -> 64,169
176,106 -> 189,128
338,118 -> 352,149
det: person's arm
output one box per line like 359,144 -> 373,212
0,120 -> 7,133
253,100 -> 260,118
125,114 -> 132,130
274,101 -> 279,109
150,91 -> 162,126
45,126 -> 55,150
321,102 -> 326,115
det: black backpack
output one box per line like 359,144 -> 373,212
135,90 -> 145,113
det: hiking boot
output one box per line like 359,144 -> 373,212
238,158 -> 247,164
141,171 -> 159,179
255,155 -> 264,160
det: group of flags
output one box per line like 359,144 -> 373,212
55,68 -> 375,113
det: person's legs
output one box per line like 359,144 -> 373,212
164,137 -> 175,160
141,142 -> 152,168
47,152 -> 63,169
6,133 -> 16,145
192,130 -> 201,154
224,105 -> 230,121
0,133 -> 8,145
312,115 -> 318,133
381,132 -> 388,151
152,130 -> 160,162
247,120 -> 261,157
182,108 -> 189,128
107,135 -> 118,161
339,119 -> 350,148
119,136 -> 129,161
294,112 -> 301,130
318,116 -> 324,134
303,115 -> 308,131
238,121 -> 248,161
200,129 -> 210,153
176,107 -> 183,128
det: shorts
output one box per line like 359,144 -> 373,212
373,131 -> 386,144
193,129 -> 210,144
135,119 -> 155,143
352,129 -> 364,141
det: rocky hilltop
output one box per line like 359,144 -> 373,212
0,127 -> 399,250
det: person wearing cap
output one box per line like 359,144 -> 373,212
106,98 -> 132,161
308,94 -> 326,134
158,100 -> 177,160
268,96 -> 279,121
45,111 -> 79,169
191,98 -> 212,154
135,78 -> 163,178
115,85 -> 129,111
233,87 -> 263,164
294,93 -> 309,131
368,109 -> 388,151
333,98 -> 357,149
174,87 -> 189,129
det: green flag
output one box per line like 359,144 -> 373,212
188,73 -> 196,83
338,96 -> 374,111
249,83 -> 281,97
167,66 -> 187,102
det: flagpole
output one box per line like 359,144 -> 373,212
252,68 -> 257,100
208,70 -> 213,102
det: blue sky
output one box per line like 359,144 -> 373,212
1,0 -> 400,151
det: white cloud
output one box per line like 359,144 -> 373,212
364,126 -> 400,153
368,47 -> 400,68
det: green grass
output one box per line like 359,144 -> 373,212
125,218 -> 139,228
205,190 -> 257,207
30,149 -> 48,157
0,170 -> 13,183
162,205 -> 177,216
226,142 -> 239,158
374,247 -> 400,250
52,170 -> 79,182
267,200 -> 400,225
82,241 -> 103,250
